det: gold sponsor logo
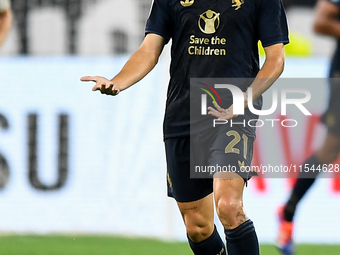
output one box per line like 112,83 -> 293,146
187,10 -> 227,56
180,0 -> 194,7
188,46 -> 226,56
198,10 -> 220,34
232,0 -> 244,10
188,35 -> 226,56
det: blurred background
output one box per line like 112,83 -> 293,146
0,0 -> 334,56
0,0 -> 339,254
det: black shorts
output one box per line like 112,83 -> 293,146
165,123 -> 257,203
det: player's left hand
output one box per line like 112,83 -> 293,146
208,102 -> 238,120
80,76 -> 120,96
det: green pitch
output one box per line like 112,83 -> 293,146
0,235 -> 339,255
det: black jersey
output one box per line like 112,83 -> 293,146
145,0 -> 289,139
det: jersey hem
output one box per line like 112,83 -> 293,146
145,30 -> 171,44
261,37 -> 289,48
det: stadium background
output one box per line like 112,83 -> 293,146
0,0 -> 339,252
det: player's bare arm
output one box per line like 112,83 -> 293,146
208,43 -> 285,120
80,33 -> 165,95
313,0 -> 340,38
248,43 -> 285,100
0,7 -> 12,47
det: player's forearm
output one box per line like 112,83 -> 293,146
111,34 -> 165,92
0,9 -> 13,46
248,44 -> 285,102
111,49 -> 159,91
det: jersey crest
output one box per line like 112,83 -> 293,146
232,0 -> 244,10
180,0 -> 194,7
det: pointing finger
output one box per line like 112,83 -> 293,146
80,76 -> 98,82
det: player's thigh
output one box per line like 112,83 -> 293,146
213,172 -> 246,201
177,193 -> 215,226
209,126 -> 253,217
213,174 -> 248,229
177,193 -> 215,242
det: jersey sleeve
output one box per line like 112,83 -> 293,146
145,0 -> 173,44
257,0 -> 289,47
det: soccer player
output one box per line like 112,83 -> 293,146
0,0 -> 12,48
276,1 -> 340,254
81,0 -> 289,254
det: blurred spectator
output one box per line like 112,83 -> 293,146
276,0 -> 340,255
0,0 -> 12,47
